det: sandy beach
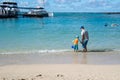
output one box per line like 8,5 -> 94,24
0,51 -> 120,80
0,64 -> 120,80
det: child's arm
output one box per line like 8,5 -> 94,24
72,40 -> 74,43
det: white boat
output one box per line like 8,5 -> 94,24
23,9 -> 49,18
0,2 -> 19,18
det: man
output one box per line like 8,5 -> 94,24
80,26 -> 89,52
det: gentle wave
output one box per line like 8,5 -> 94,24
0,49 -> 118,55
88,49 -> 113,52
0,49 -> 72,54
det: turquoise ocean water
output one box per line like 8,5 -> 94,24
0,12 -> 120,54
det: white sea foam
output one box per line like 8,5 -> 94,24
0,49 -> 72,55
0,49 -> 118,55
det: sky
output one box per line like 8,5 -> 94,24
0,0 -> 120,12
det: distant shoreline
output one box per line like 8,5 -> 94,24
54,12 -> 120,14
103,12 -> 120,14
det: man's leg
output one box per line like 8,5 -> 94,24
82,40 -> 88,52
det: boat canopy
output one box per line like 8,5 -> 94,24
3,2 -> 17,5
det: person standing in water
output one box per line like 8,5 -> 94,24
80,26 -> 89,52
72,35 -> 79,52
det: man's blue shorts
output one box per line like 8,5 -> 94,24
82,40 -> 88,48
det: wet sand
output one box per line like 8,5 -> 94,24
0,51 -> 120,66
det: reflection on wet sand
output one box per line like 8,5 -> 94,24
73,52 -> 87,64
73,53 -> 79,64
81,53 -> 87,64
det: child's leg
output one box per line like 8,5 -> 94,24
74,45 -> 76,52
76,45 -> 78,51
74,45 -> 78,52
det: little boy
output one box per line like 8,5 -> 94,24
73,35 -> 79,52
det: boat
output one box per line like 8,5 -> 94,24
23,8 -> 49,18
0,2 -> 19,18
0,2 -> 51,18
